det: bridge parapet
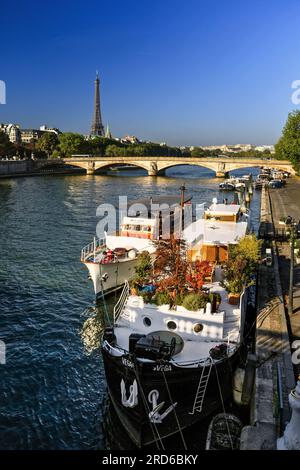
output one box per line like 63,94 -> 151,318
49,156 -> 295,177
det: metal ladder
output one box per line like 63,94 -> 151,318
190,359 -> 213,414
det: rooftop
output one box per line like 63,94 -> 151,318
184,219 -> 248,246
206,203 -> 240,215
130,194 -> 192,209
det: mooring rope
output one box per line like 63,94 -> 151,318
161,369 -> 188,450
99,279 -> 112,326
132,361 -> 165,450
212,359 -> 234,450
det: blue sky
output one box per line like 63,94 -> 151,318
1,0 -> 300,145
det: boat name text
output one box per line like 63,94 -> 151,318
122,357 -> 134,368
153,364 -> 172,372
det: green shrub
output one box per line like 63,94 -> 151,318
140,291 -> 154,304
182,293 -> 207,311
131,252 -> 152,286
153,291 -> 171,306
208,292 -> 222,311
223,276 -> 244,294
174,292 -> 185,306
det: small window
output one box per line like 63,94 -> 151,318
194,323 -> 204,334
135,225 -> 141,231
143,317 -> 151,327
167,320 -> 177,330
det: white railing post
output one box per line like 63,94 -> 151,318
277,378 -> 300,450
80,237 -> 105,262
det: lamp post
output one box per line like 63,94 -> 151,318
285,216 -> 296,315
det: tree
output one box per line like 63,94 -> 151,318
36,132 -> 59,158
185,260 -> 213,291
275,110 -> 300,173
230,234 -> 261,268
222,235 -> 261,294
191,147 -> 205,157
0,132 -> 14,157
58,133 -> 87,157
105,144 -> 128,157
153,238 -> 188,294
131,252 -> 153,285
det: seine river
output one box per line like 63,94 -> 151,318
0,166 -> 261,450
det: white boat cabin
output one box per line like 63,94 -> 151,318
183,201 -> 248,263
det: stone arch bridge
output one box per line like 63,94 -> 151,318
40,156 -> 294,177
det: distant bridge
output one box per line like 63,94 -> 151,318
40,156 -> 295,177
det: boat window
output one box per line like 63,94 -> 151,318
167,320 -> 177,330
194,323 -> 204,334
143,317 -> 152,327
135,225 -> 141,231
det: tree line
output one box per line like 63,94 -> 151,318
0,131 -> 274,160
275,110 -> 300,174
0,132 -> 185,159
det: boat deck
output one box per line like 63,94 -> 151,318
115,281 -> 241,364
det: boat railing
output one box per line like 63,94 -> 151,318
81,237 -> 105,262
226,330 -> 239,354
113,280 -> 130,324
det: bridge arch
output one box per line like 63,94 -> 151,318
156,160 -> 225,177
93,161 -> 149,174
227,165 -> 262,176
156,162 -> 217,176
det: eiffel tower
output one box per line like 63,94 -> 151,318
90,71 -> 104,136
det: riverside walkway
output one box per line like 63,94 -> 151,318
268,179 -> 300,347
241,185 -> 296,450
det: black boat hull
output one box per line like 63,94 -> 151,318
101,346 -> 243,448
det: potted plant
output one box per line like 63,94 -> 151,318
279,216 -> 286,226
130,252 -> 153,294
221,256 -> 245,304
130,282 -> 139,296
226,280 -> 244,305
182,292 -> 208,311
222,235 -> 261,304
208,292 -> 222,311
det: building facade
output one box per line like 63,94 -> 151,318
0,123 -> 21,143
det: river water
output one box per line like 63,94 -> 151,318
0,166 -> 261,449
